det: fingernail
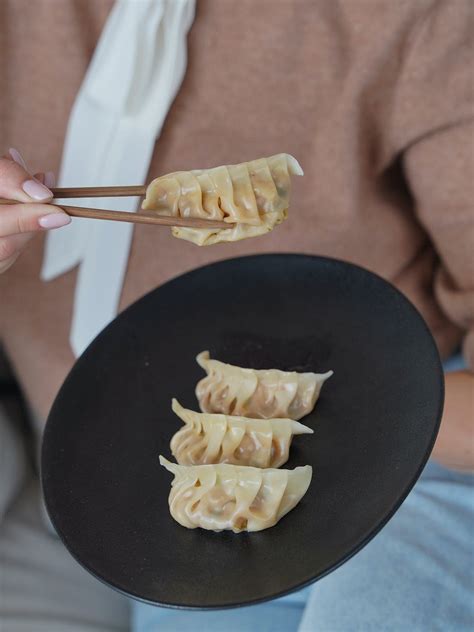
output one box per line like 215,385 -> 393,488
22,179 -> 53,201
44,171 -> 56,188
38,213 -> 71,229
9,148 -> 28,170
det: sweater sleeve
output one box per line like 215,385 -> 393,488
393,1 -> 474,370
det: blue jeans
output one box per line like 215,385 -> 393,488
133,355 -> 473,631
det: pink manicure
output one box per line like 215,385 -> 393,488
38,213 -> 71,229
9,148 -> 28,170
23,179 -> 53,201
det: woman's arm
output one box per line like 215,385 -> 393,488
386,2 -> 473,474
432,371 -> 474,472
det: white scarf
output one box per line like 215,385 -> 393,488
41,0 -> 195,356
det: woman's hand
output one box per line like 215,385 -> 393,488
0,149 -> 70,274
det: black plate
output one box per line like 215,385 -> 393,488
42,254 -> 443,609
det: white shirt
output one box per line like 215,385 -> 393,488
42,0 -> 195,357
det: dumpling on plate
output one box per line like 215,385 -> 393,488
195,351 -> 333,421
141,153 -> 303,245
170,398 -> 313,468
159,456 -> 312,533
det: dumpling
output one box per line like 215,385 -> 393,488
195,351 -> 333,421
170,398 -> 313,468
159,456 -> 312,533
141,153 -> 303,245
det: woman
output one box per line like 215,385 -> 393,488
0,1 -> 472,631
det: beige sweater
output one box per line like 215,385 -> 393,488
0,0 -> 473,423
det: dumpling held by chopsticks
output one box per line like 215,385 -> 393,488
141,153 -> 303,246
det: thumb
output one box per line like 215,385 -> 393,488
0,149 -> 53,203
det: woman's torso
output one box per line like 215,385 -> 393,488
0,0 -> 461,421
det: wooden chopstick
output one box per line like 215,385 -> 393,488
51,185 -> 147,198
57,205 -> 231,229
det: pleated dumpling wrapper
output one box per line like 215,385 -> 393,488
159,456 -> 312,533
141,153 -> 303,245
170,399 -> 313,468
196,351 -> 333,421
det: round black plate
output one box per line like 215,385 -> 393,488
42,254 -> 443,609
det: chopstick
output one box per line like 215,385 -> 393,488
0,185 -> 232,229
51,185 -> 147,198
56,205 -> 231,229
